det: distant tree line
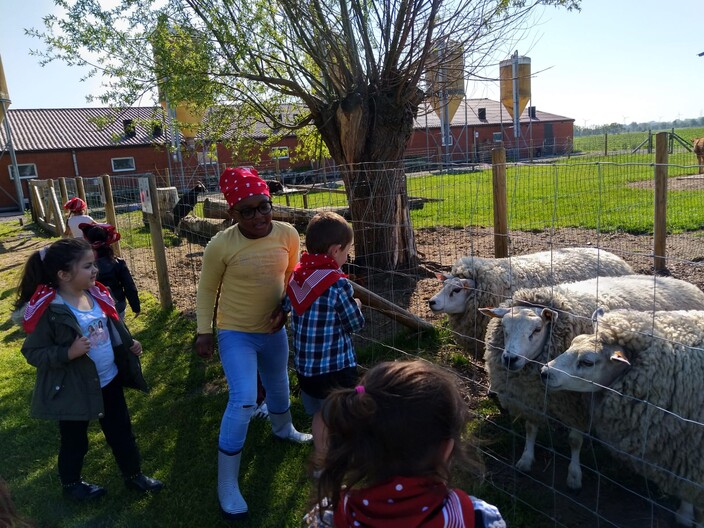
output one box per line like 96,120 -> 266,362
575,116 -> 704,136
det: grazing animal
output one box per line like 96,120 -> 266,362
694,137 -> 704,175
542,309 -> 704,527
427,248 -> 633,355
480,274 -> 704,491
173,181 -> 207,231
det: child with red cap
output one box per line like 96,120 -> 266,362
195,167 -> 312,520
63,197 -> 95,238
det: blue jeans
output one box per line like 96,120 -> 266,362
217,328 -> 291,453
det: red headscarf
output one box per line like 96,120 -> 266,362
334,476 -> 475,528
63,197 -> 87,213
79,223 -> 121,249
286,252 -> 346,315
219,167 -> 270,207
23,282 -> 119,333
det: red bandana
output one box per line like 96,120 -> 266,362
334,476 -> 475,528
219,167 -> 270,207
23,282 -> 120,333
286,252 -> 346,315
63,197 -> 87,212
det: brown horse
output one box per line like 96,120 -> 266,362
694,137 -> 704,174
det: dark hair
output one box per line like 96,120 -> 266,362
14,238 -> 92,309
85,225 -> 115,259
305,211 -> 353,254
317,360 -> 470,508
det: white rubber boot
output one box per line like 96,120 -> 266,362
270,410 -> 313,444
217,450 -> 248,520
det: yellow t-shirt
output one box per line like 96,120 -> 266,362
196,221 -> 300,334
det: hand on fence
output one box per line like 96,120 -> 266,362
195,333 -> 214,359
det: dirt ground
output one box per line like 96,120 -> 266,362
4,220 -> 703,527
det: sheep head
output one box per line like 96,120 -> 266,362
428,273 -> 476,314
479,305 -> 558,371
541,333 -> 631,392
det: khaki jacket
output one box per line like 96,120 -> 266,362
21,299 -> 148,421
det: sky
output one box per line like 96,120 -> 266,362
1,0 -> 702,128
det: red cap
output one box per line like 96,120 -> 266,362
219,167 -> 270,207
63,197 -> 87,212
80,223 -> 121,248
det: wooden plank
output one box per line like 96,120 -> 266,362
349,280 -> 434,333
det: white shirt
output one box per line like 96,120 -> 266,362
67,215 -> 95,238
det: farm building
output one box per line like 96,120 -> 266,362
0,100 -> 574,211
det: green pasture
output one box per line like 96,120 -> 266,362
572,127 -> 704,154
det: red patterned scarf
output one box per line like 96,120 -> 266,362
23,282 -> 120,333
286,252 -> 346,316
333,476 -> 475,528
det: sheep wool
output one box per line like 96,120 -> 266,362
440,248 -> 633,355
585,309 -> 704,510
483,275 -> 704,491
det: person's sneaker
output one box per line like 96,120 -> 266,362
124,473 -> 164,493
62,480 -> 107,501
252,402 -> 269,420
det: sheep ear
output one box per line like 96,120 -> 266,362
435,272 -> 451,283
609,349 -> 630,366
591,307 -> 606,330
479,307 -> 509,319
541,308 -> 559,322
461,278 -> 476,290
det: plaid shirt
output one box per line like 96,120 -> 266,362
286,278 -> 365,377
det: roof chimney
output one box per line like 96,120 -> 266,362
478,108 -> 486,121
528,106 -> 537,119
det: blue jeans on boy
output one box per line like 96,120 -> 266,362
217,328 -> 291,454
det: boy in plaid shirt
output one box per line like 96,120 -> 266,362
285,212 -> 365,458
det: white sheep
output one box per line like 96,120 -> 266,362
480,275 -> 704,491
428,247 -> 633,355
541,309 -> 704,527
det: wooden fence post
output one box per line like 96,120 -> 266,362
101,174 -> 121,257
654,132 -> 668,273
145,173 -> 173,310
604,133 -> 608,156
46,179 -> 65,236
58,177 -> 68,206
491,146 -> 508,258
76,177 -> 87,206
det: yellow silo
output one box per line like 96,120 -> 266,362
499,54 -> 531,119
427,40 -> 465,122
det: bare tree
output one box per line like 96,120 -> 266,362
31,0 -> 579,271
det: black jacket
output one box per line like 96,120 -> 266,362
97,256 -> 140,315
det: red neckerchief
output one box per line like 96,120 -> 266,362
286,252 -> 346,316
23,282 -> 120,333
333,476 -> 475,528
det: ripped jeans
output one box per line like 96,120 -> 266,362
217,328 -> 291,454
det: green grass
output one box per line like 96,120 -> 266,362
573,127 -> 704,154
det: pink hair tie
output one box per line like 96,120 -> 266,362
355,385 -> 365,394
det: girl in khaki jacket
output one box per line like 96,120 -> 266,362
15,238 -> 162,502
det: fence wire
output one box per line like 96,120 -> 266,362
68,155 -> 704,528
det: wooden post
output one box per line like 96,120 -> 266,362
654,132 -> 668,273
491,147 -> 509,258
349,280 -> 434,333
46,179 -> 65,236
76,177 -> 87,207
146,174 -> 173,310
58,177 -> 68,206
604,133 -> 608,157
101,174 -> 121,257
302,192 -> 309,209
30,182 -> 45,219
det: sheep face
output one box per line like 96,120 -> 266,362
541,334 -> 631,392
428,274 -> 475,314
480,305 -> 557,371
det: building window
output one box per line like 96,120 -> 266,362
270,146 -> 289,160
8,163 -> 38,180
111,157 -> 136,172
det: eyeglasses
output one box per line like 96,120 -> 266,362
235,201 -> 273,220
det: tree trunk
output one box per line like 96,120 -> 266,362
312,87 -> 421,272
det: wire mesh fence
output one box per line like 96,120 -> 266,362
45,148 -> 704,527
